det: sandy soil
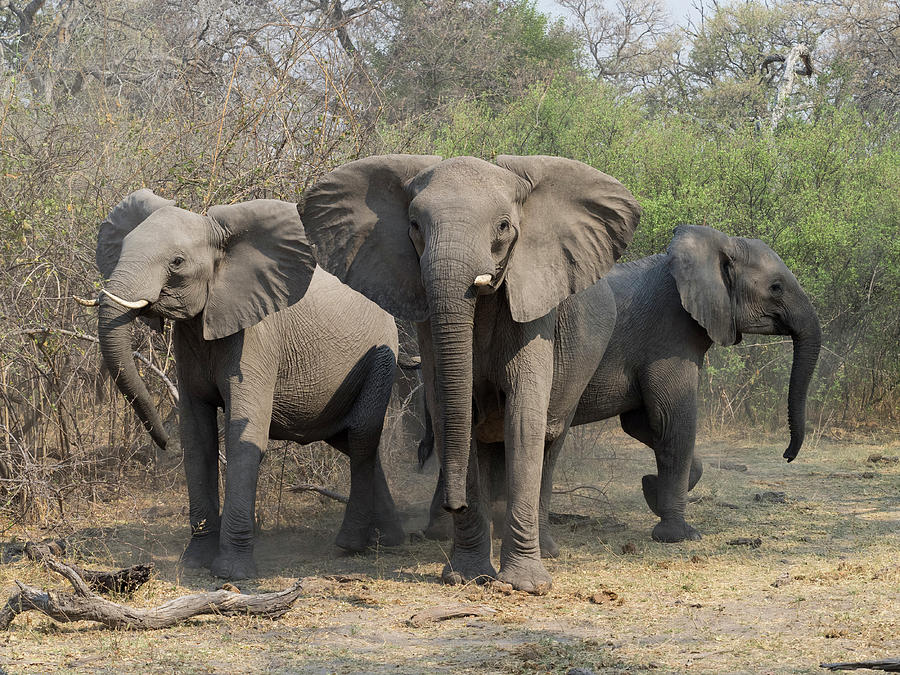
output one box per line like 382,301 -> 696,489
1,431 -> 898,674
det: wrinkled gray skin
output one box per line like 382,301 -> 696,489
426,225 -> 822,554
95,190 -> 403,580
301,155 -> 641,593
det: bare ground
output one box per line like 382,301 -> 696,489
1,432 -> 898,674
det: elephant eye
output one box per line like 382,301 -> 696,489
410,219 -> 419,230
770,282 -> 783,296
171,256 -> 185,268
497,219 -> 510,233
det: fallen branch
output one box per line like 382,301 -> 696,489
10,327 -> 179,404
821,659 -> 900,672
24,541 -> 154,594
289,483 -> 349,503
0,556 -> 303,630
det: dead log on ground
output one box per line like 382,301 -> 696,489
24,541 -> 154,595
821,659 -> 900,672
407,603 -> 496,626
0,556 -> 304,630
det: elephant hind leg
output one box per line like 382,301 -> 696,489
334,346 -> 404,552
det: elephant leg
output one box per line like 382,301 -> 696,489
538,435 -> 564,559
210,388 -> 274,580
179,395 -> 221,569
442,439 -> 497,585
424,469 -> 453,540
336,346 -> 404,551
646,389 -> 702,543
497,371 -> 554,594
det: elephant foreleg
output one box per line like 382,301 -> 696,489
211,389 -> 274,580
179,396 -> 221,570
538,434 -> 565,559
442,440 -> 497,585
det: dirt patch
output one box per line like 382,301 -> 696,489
1,436 -> 898,673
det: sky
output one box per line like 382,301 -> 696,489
536,0 -> 700,27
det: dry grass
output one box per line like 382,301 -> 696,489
1,432 -> 898,674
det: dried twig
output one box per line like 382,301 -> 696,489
288,483 -> 349,503
9,327 -> 179,404
0,555 -> 304,630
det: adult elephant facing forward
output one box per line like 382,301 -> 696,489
301,155 -> 641,593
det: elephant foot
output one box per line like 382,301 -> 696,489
180,534 -> 220,569
442,551 -> 497,586
651,518 -> 702,543
424,512 -> 453,541
335,521 -> 370,553
540,530 -> 560,559
497,556 -> 552,595
210,549 -> 258,580
641,474 -> 662,518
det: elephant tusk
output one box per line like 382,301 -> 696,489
100,289 -> 150,310
473,274 -> 493,288
73,295 -> 100,307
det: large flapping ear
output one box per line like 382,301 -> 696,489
96,189 -> 175,280
494,155 -> 642,323
300,154 -> 443,322
203,200 -> 316,340
667,225 -> 739,346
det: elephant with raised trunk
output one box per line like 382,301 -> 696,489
93,190 -> 403,579
425,225 -> 822,553
301,154 -> 641,593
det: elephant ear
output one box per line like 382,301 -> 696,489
203,200 -> 316,340
667,225 -> 739,346
97,189 -> 175,332
96,189 -> 175,280
495,155 -> 642,323
300,154 -> 443,321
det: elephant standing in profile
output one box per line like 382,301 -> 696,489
425,225 -> 822,554
301,154 -> 642,593
91,190 -> 404,579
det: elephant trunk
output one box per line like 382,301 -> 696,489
424,254 -> 480,512
783,294 -> 822,462
98,275 -> 168,449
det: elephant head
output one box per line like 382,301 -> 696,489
301,154 -> 641,511
95,189 -> 315,449
668,225 -> 822,461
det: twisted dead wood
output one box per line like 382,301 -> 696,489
0,556 -> 304,630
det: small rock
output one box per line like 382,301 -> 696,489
219,582 -> 240,593
771,572 -> 791,587
727,537 -> 762,548
860,471 -> 876,479
621,542 -> 636,555
867,453 -> 899,465
754,491 -> 787,503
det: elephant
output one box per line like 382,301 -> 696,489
424,225 -> 822,554
300,154 -> 642,593
91,189 -> 404,579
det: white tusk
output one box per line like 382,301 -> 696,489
100,289 -> 150,310
473,274 -> 493,287
73,295 -> 100,307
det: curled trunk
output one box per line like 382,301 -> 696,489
98,301 -> 168,449
783,296 -> 822,461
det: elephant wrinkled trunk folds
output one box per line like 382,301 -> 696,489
424,254 -> 480,512
98,291 -> 168,450
784,296 -> 822,462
